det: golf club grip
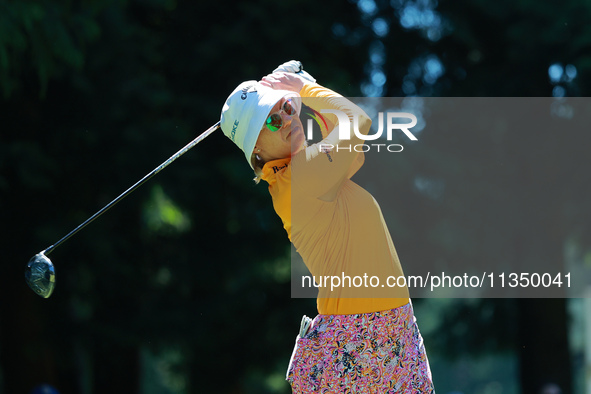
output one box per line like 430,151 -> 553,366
43,121 -> 221,255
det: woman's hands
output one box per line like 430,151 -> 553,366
259,72 -> 307,93
261,60 -> 316,92
273,60 -> 317,82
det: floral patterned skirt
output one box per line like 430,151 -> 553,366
286,303 -> 434,393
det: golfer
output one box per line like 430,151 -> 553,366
220,61 -> 434,393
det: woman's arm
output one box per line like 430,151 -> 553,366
261,72 -> 371,199
296,82 -> 371,200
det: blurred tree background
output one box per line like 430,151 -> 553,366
1,0 -> 590,393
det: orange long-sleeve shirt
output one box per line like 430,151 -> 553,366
261,82 -> 409,315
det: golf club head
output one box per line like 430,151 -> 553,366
25,252 -> 56,298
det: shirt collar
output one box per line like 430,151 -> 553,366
261,158 -> 291,183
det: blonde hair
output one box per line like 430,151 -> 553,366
251,153 -> 265,184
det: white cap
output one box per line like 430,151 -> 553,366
220,80 -> 300,168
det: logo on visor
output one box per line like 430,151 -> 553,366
240,85 -> 257,100
231,120 -> 239,141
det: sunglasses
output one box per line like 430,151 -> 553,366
265,99 -> 297,132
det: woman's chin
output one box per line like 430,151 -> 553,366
290,134 -> 306,154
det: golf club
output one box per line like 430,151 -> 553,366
25,121 -> 221,298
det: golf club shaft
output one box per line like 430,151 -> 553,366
43,121 -> 221,256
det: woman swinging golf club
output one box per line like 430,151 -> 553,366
220,61 -> 434,393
